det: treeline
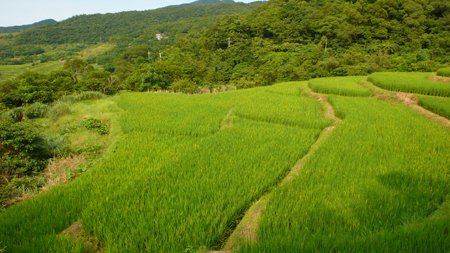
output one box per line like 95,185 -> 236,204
0,59 -> 119,109
0,19 -> 57,34
15,2 -> 259,44
110,0 -> 448,88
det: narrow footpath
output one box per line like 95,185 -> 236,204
208,88 -> 342,253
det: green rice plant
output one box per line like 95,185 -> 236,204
308,76 -> 372,97
368,72 -> 450,97
0,82 -> 327,252
436,67 -> 450,77
418,96 -> 450,119
239,97 -> 450,253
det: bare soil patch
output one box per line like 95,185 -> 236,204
61,222 -> 102,253
430,76 -> 450,83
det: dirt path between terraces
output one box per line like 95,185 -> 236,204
207,89 -> 342,253
396,92 -> 450,129
361,81 -> 450,129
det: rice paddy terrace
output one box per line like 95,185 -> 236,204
0,73 -> 449,252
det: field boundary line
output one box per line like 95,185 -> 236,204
362,81 -> 450,129
209,88 -> 341,253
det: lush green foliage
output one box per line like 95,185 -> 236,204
240,96 -> 450,253
437,67 -> 450,77
309,76 -> 371,97
0,120 -> 51,175
82,118 -> 109,135
0,19 -> 57,34
418,96 -> 450,119
0,82 -> 329,252
368,72 -> 450,97
15,2 -> 258,45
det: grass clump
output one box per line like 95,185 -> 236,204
436,67 -> 450,77
368,72 -> 450,97
24,102 -> 49,119
309,76 -> 371,97
48,102 -> 72,119
418,96 -> 450,119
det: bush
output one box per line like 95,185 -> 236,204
6,108 -> 24,122
82,118 -> 109,135
0,120 -> 51,175
24,102 -> 49,119
437,67 -> 450,77
170,79 -> 198,94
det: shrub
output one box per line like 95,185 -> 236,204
0,120 -> 51,175
170,79 -> 198,94
6,108 -> 24,122
82,118 -> 109,135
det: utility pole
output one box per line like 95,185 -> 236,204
159,50 -> 163,59
227,38 -> 232,48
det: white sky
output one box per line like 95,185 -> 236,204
0,0 -> 255,27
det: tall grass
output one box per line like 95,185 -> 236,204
418,96 -> 450,119
309,76 -> 372,97
368,72 -> 450,97
0,82 -> 327,252
239,97 -> 450,253
437,67 -> 450,77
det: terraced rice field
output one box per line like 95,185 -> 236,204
0,75 -> 448,252
309,76 -> 371,97
418,96 -> 450,119
368,72 -> 450,97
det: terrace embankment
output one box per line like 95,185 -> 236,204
362,80 -> 450,129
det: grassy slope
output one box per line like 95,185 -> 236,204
240,96 -> 450,252
0,83 -> 328,252
0,61 -> 63,81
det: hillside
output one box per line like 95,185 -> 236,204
0,19 -> 57,34
14,1 -> 259,44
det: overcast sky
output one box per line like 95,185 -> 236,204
0,0 -> 255,27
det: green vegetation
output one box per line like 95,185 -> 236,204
0,82 -> 330,252
0,61 -> 63,81
239,96 -> 449,253
309,76 -> 371,97
15,2 -> 258,44
0,0 -> 449,251
368,72 -> 450,97
0,94 -> 117,208
0,19 -> 57,34
418,96 -> 450,119
437,67 -> 450,77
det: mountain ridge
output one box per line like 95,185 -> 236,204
0,19 -> 57,34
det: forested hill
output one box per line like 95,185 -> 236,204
15,1 -> 259,44
0,19 -> 57,34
